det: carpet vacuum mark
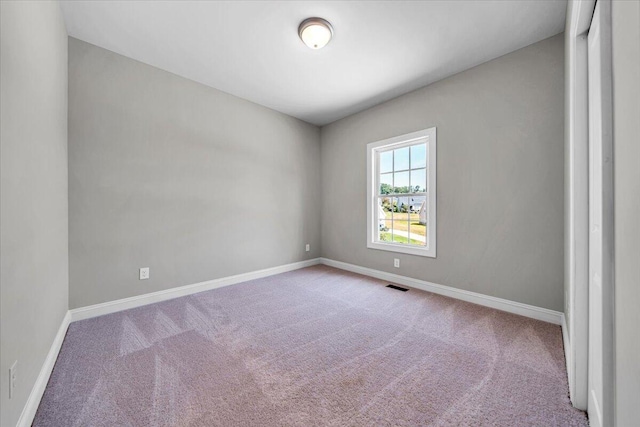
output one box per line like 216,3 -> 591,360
34,265 -> 588,426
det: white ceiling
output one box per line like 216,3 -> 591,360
60,1 -> 566,126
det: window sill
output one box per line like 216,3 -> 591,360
367,241 -> 436,258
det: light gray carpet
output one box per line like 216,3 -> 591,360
35,265 -> 588,426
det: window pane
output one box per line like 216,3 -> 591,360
410,206 -> 427,246
391,221 -> 426,246
391,221 -> 410,244
379,197 -> 394,216
418,199 -> 428,243
389,220 -> 422,246
408,196 -> 425,214
379,219 -> 393,242
392,211 -> 408,221
380,151 -> 393,173
388,197 -> 398,219
410,168 -> 426,192
380,173 -> 393,195
377,198 -> 392,242
393,171 -> 410,193
393,197 -> 409,220
411,143 -> 427,169
394,146 -> 410,171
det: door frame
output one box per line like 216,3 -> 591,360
565,1 -> 615,421
587,1 -> 615,425
565,0 -> 596,411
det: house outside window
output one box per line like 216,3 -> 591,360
366,127 -> 436,257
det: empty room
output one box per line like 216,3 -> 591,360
1,0 -> 638,426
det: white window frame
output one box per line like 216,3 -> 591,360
366,127 -> 437,258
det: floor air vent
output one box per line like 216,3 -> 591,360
386,284 -> 409,292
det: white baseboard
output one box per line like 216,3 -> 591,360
19,258 -> 320,426
319,258 -> 563,325
70,258 -> 321,322
561,314 -> 575,400
19,256 -> 565,427
16,310 -> 72,427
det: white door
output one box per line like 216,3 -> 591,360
588,5 -> 603,417
587,1 -> 614,426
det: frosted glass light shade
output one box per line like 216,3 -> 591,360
298,18 -> 333,49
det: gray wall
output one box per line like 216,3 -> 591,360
0,2 -> 69,426
612,1 -> 640,424
68,38 -> 321,309
320,34 -> 564,311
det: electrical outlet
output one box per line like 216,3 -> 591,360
394,258 -> 400,268
139,267 -> 150,280
9,361 -> 17,399
305,244 -> 310,252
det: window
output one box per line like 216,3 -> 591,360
367,128 -> 436,257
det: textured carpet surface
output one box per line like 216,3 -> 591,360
35,265 -> 588,426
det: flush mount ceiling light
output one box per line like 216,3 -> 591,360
298,17 -> 333,49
